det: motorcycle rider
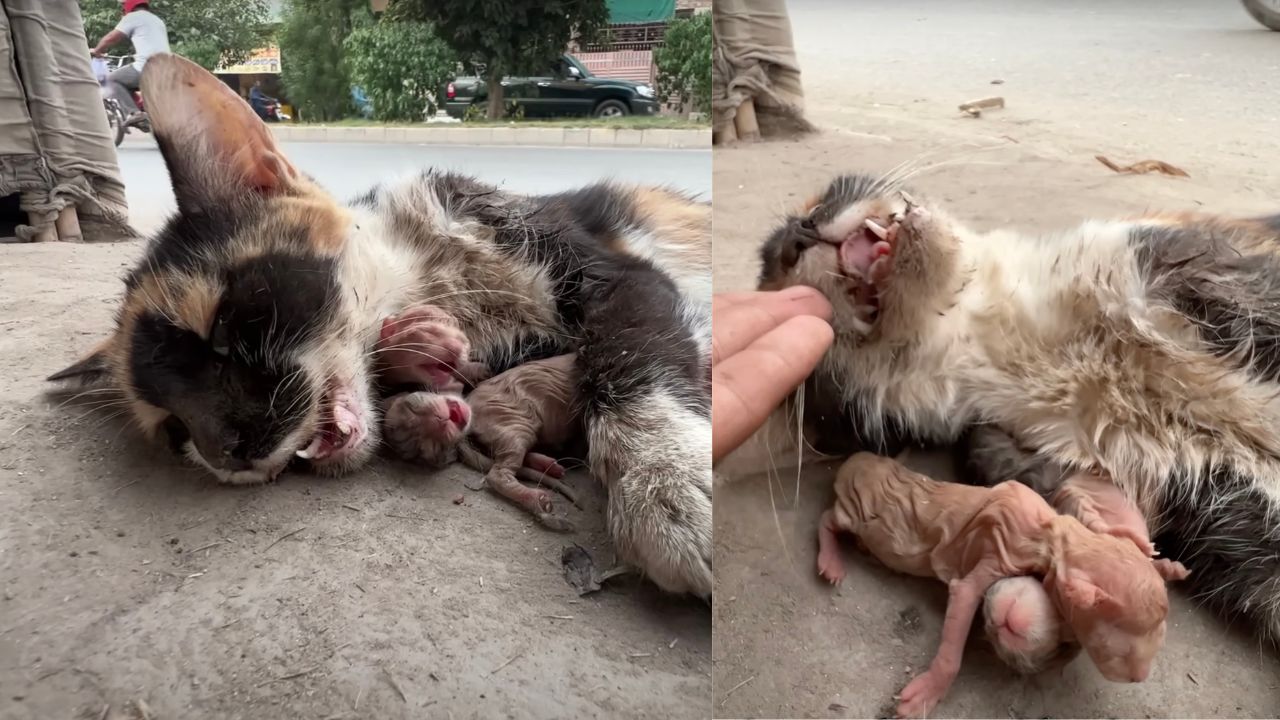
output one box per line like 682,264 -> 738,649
248,80 -> 275,121
90,0 -> 170,121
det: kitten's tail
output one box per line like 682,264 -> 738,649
1153,469 -> 1280,644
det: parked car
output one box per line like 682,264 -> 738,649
444,54 -> 659,119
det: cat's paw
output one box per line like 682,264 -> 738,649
377,304 -> 470,391
606,460 -> 712,598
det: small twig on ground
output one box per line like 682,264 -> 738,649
187,541 -> 223,555
97,704 -> 110,720
256,665 -> 321,687
544,614 -> 573,620
134,699 -> 153,720
385,513 -> 429,522
668,638 -> 678,649
342,504 -> 361,512
488,650 -> 524,676
9,424 -> 29,436
263,526 -> 308,553
719,676 -> 755,707
382,666 -> 407,702
1187,672 -> 1199,685
354,686 -> 364,711
354,583 -> 367,594
180,517 -> 209,531
111,479 -> 140,493
217,618 -> 241,630
628,652 -> 652,659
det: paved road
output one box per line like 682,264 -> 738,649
117,140 -> 710,233
787,0 -> 1279,175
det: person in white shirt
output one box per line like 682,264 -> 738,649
90,0 -> 170,119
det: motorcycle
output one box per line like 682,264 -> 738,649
94,54 -> 151,147
1244,0 -> 1280,30
252,93 -> 291,123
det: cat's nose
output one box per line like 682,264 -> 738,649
780,228 -> 820,269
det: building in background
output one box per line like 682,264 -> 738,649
575,0 -> 709,98
214,1 -> 287,115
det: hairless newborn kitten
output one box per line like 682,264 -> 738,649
817,453 -> 1189,719
984,470 -> 1160,674
383,354 -> 582,531
969,426 -> 1167,674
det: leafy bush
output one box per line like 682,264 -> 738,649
344,21 -> 456,122
278,0 -> 371,121
80,0 -> 270,71
654,13 -> 712,115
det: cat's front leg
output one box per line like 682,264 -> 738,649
576,258 -> 712,598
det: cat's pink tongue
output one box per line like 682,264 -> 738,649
840,234 -> 893,279
839,235 -> 876,276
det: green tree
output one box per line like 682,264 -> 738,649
80,0 -> 271,71
654,13 -> 711,116
278,0 -> 371,121
344,21 -> 456,122
388,0 -> 608,119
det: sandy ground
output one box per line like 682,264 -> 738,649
0,145 -> 711,719
713,1 -> 1280,717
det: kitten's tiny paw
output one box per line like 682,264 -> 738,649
896,670 -> 947,719
817,552 -> 846,585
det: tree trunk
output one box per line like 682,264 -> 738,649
485,77 -> 506,120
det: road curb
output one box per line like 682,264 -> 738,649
270,124 -> 710,150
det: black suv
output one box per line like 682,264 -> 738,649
444,54 -> 660,119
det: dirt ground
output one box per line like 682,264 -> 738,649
710,48 -> 1280,720
0,240 -> 710,718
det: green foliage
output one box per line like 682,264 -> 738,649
344,21 -> 456,122
654,13 -> 711,115
80,0 -> 271,71
387,0 -> 608,119
278,0 -> 371,121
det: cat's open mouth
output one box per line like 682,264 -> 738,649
837,213 -> 901,327
296,379 -> 367,463
424,395 -> 470,441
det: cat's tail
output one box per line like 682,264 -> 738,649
1153,469 -> 1280,644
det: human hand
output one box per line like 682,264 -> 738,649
712,286 -> 834,464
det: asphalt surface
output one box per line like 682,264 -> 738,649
116,139 -> 711,234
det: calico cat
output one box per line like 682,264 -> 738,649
758,173 -> 1280,641
47,54 -> 712,598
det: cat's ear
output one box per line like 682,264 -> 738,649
47,336 -> 116,386
1060,571 -> 1113,611
140,53 -> 303,213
